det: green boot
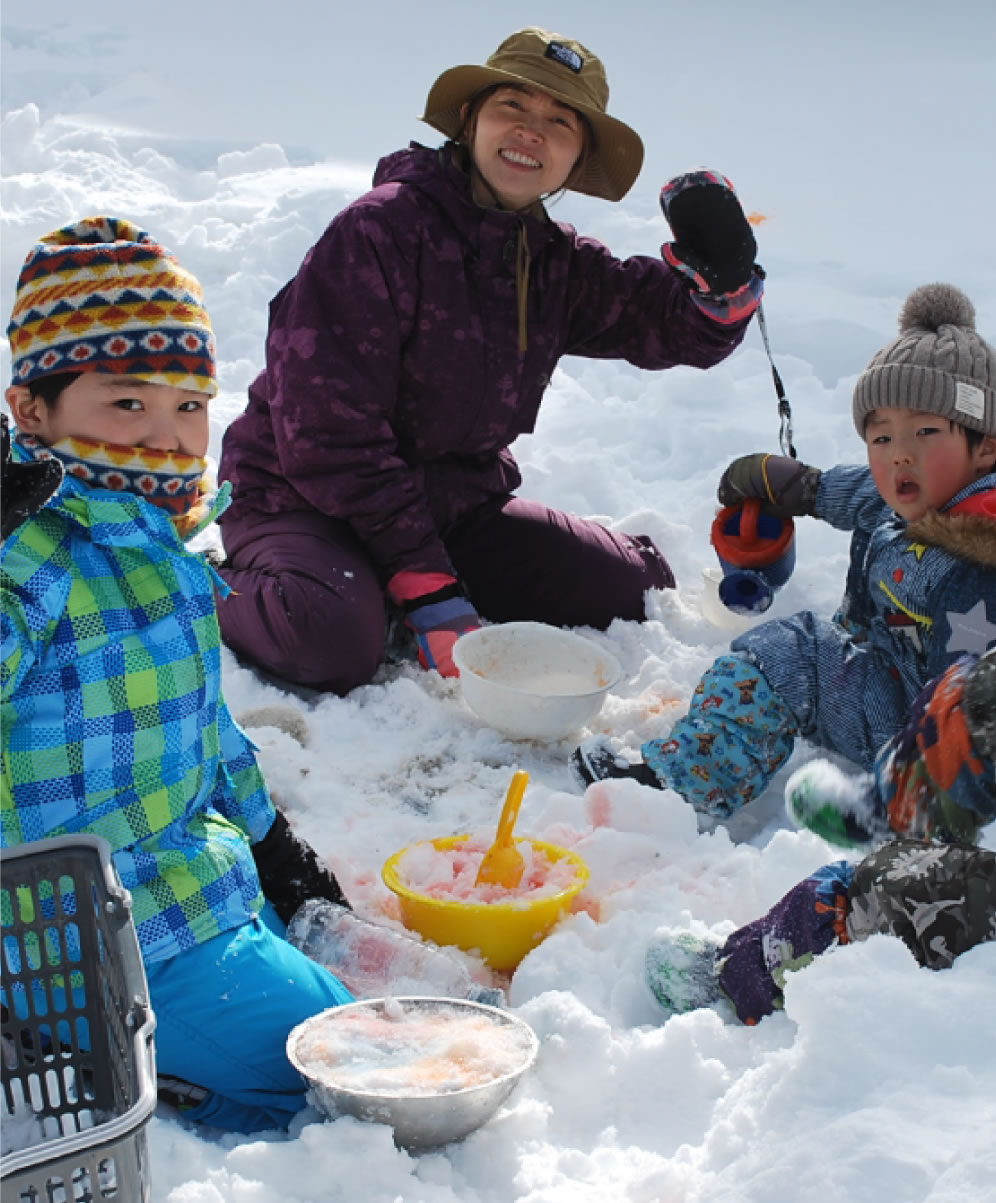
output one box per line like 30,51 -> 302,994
785,760 -> 889,849
645,929 -> 723,1015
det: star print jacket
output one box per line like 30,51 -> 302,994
731,465 -> 996,770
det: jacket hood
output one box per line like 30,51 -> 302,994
906,475 -> 996,568
372,142 -> 446,190
372,143 -> 556,237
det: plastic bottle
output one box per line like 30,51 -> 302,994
286,898 -> 506,1007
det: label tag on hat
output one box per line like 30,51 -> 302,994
955,382 -> 985,421
546,42 -> 584,72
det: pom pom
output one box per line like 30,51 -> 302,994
899,283 -> 975,335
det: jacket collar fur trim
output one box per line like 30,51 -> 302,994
905,479 -> 996,568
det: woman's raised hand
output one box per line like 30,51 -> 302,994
660,169 -> 758,299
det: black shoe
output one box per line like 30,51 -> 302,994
157,1075 -> 209,1112
569,738 -> 662,791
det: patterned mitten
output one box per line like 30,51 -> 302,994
660,169 -> 763,323
963,647 -> 996,759
387,570 -> 481,678
877,652 -> 995,844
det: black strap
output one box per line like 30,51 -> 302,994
755,301 -> 797,460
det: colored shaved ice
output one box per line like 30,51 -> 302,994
395,833 -> 582,904
295,1000 -> 535,1096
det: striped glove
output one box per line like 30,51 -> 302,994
387,570 -> 481,678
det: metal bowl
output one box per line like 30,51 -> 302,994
286,996 -> 539,1149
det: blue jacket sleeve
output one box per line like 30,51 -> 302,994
814,464 -> 892,533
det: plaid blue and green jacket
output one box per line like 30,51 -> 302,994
1,471 -> 276,965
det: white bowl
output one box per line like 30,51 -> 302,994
452,622 -> 623,742
287,996 -> 538,1149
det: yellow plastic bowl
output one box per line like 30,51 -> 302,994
382,835 -> 590,973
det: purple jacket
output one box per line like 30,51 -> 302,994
219,143 -> 753,579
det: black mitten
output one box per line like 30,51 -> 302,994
661,169 -> 758,297
718,452 -> 822,518
1,414 -> 63,539
252,811 -> 351,925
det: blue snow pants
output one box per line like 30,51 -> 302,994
145,902 -> 353,1132
642,611 -> 910,816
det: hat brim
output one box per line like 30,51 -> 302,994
420,64 -> 644,202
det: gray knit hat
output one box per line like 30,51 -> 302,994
852,283 -> 996,438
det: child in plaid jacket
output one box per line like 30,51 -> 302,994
1,218 -> 352,1132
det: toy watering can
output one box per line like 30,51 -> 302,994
710,497 -> 795,615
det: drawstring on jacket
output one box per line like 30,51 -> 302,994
515,221 -> 531,353
455,146 -> 534,354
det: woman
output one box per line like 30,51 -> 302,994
217,26 -> 763,694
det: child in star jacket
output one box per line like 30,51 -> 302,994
573,283 -> 996,817
1,218 -> 351,1134
645,647 -> 996,1024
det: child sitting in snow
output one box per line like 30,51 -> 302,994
572,283 -> 996,825
645,649 -> 996,1024
1,218 -> 353,1133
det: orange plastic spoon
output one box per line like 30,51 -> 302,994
475,771 -> 529,889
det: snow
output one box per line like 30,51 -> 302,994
2,2 -> 995,1200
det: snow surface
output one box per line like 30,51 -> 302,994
2,2 -> 995,1200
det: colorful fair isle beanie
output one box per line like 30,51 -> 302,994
6,216 -> 216,397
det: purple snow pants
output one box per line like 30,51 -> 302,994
216,497 -> 673,695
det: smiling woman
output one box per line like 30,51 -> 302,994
213,25 -> 765,696
462,84 -> 586,210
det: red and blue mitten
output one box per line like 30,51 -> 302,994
387,570 -> 481,678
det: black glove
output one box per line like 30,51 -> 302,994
718,452 -> 822,518
1,414 -> 63,540
661,169 -> 758,297
252,810 -> 351,925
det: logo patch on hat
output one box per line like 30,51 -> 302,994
955,382 -> 985,421
545,42 -> 583,72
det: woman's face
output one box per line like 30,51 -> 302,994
466,84 -> 584,210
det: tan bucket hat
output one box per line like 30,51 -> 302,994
420,26 -> 645,202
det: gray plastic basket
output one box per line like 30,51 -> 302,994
1,835 -> 157,1202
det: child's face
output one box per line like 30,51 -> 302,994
864,407 -> 996,521
5,374 -> 210,457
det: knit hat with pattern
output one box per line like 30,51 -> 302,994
7,216 -> 216,397
852,283 -> 996,438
